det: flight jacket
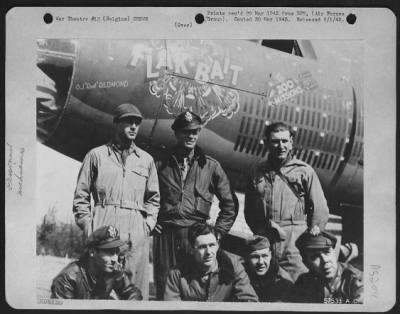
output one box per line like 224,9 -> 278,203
244,156 -> 329,235
157,146 -> 237,235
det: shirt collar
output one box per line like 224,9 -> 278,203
108,140 -> 141,158
261,153 -> 306,171
268,152 -> 293,168
189,260 -> 219,280
172,146 -> 195,162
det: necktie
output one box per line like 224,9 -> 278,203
182,157 -> 189,181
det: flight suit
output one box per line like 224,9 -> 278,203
73,142 -> 160,300
244,156 -> 329,281
154,146 -> 237,299
293,263 -> 363,303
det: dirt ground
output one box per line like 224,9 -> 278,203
36,255 -> 72,299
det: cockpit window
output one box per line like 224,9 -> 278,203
260,40 -> 303,57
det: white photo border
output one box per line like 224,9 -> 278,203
5,7 -> 396,311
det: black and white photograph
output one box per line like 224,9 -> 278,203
5,7 -> 396,311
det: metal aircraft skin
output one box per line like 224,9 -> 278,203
37,39 -> 363,246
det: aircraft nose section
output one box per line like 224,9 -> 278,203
36,39 -> 77,144
37,66 -> 69,143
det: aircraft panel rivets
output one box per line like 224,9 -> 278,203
343,100 -> 353,107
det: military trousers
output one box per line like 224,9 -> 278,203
91,206 -> 151,300
153,225 -> 193,300
272,223 -> 309,282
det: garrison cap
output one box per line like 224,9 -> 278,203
86,225 -> 124,249
113,103 -> 143,122
295,230 -> 337,252
171,111 -> 203,131
245,236 -> 271,255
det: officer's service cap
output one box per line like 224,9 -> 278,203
295,230 -> 337,251
245,236 -> 271,255
86,225 -> 124,249
113,103 -> 143,122
171,111 -> 203,131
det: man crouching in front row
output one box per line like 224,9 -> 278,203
244,236 -> 294,302
293,231 -> 363,304
164,223 -> 259,302
51,226 -> 142,300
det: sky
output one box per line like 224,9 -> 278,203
37,143 -> 81,224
